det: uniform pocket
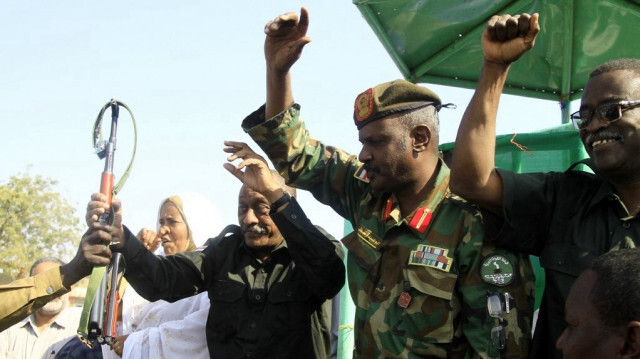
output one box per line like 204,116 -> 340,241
208,280 -> 245,338
392,266 -> 458,342
210,279 -> 244,302
268,281 -> 313,330
405,266 -> 457,301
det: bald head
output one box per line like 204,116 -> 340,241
590,58 -> 640,79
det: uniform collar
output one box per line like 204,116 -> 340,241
382,159 -> 451,235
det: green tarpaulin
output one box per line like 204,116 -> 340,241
353,0 -> 640,121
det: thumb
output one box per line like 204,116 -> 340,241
524,13 -> 540,48
223,163 -> 244,183
287,37 -> 311,61
298,7 -> 310,33
111,199 -> 123,228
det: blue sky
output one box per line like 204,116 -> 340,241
0,1 -> 572,245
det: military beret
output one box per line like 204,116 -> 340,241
353,79 -> 442,130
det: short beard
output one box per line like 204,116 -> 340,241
37,297 -> 64,317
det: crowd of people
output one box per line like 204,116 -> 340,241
1,6 -> 640,359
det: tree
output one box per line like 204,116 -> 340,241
0,172 -> 82,279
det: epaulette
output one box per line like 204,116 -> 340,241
449,194 -> 484,223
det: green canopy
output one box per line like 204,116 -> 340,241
354,0 -> 640,121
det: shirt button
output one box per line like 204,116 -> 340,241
46,286 -> 54,294
286,291 -> 292,297
255,294 -> 262,301
623,222 -> 631,229
290,214 -> 297,220
557,259 -> 564,266
250,322 -> 256,329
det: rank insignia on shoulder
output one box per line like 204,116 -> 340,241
354,165 -> 370,183
409,245 -> 453,272
480,255 -> 515,286
408,207 -> 433,233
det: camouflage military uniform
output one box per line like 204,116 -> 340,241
243,104 -> 534,359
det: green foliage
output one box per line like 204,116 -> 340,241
0,172 -> 81,279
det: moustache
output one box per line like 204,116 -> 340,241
243,224 -> 268,235
585,129 -> 622,145
363,162 -> 380,173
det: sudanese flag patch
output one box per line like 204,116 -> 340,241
353,165 -> 370,183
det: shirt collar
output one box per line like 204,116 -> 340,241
20,314 -> 36,332
239,235 -> 289,262
576,161 -> 634,218
52,307 -> 77,329
20,308 -> 72,335
382,159 -> 451,235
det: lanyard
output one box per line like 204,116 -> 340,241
77,99 -> 138,343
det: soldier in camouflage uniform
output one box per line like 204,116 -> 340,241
227,8 -> 535,358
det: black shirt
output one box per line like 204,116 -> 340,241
487,162 -> 640,359
118,197 -> 345,359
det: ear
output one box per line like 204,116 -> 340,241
411,124 -> 432,153
621,321 -> 640,359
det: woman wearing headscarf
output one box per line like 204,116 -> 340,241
106,192 -> 223,359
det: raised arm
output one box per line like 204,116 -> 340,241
224,141 -> 345,298
264,7 -> 311,119
449,13 -> 539,214
223,140 -> 287,205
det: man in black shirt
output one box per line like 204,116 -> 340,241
450,12 -> 640,359
84,144 -> 345,359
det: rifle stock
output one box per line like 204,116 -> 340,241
104,253 -> 125,344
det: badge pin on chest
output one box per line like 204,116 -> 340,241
397,292 -> 412,308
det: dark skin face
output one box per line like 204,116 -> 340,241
556,270 -> 625,359
357,112 -> 438,216
357,115 -> 416,194
237,185 -> 284,260
579,70 -> 640,183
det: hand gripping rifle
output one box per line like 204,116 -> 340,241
77,99 -> 137,347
